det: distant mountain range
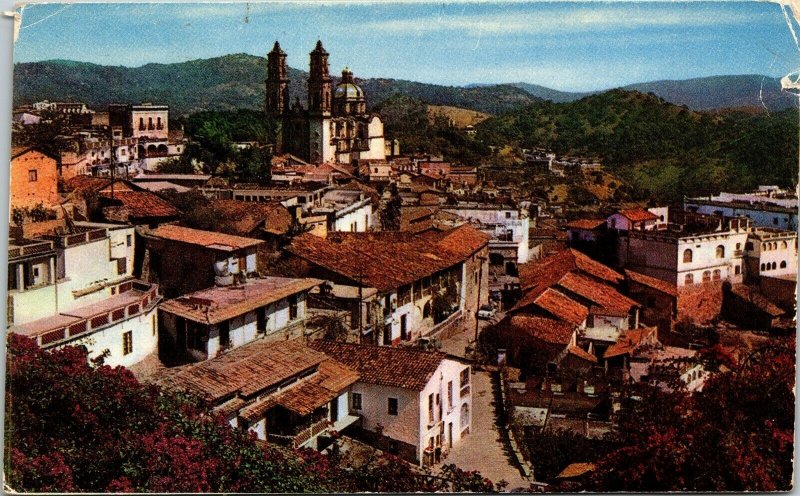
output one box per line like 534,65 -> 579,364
13,54 -> 796,116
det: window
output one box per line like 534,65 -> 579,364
28,170 -> 37,182
447,381 -> 453,409
772,261 -> 777,270
428,394 -> 434,422
735,265 -> 741,275
715,245 -> 725,258
117,257 -> 127,275
289,295 -> 298,320
684,273 -> 694,285
123,331 -> 133,355
773,217 -> 779,225
682,249 -> 693,263
735,243 -> 741,251
761,263 -> 766,271
139,117 -> 145,130
781,241 -> 788,249
702,271 -> 711,283
459,368 -> 470,389
505,212 -> 511,219
152,314 -> 157,336
126,234 -> 132,247
351,392 -> 362,410
712,269 -> 721,281
746,242 -> 753,250
780,261 -> 787,269
388,397 -> 398,415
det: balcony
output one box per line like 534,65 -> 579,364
267,414 -> 360,449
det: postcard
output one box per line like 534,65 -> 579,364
5,1 -> 797,492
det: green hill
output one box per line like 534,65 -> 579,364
13,54 -> 539,116
477,90 -> 797,201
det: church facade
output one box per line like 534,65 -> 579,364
266,40 -> 386,165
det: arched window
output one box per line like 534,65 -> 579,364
772,262 -> 777,270
702,271 -> 711,283
423,301 -> 431,319
762,243 -> 769,251
715,245 -> 724,258
760,263 -> 766,271
780,261 -> 787,269
684,273 -> 694,285
682,249 -> 693,263
781,241 -> 788,249
712,269 -> 721,281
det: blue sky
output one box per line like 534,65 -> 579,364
13,1 -> 800,92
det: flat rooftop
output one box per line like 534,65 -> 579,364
159,276 -> 323,324
145,225 -> 264,252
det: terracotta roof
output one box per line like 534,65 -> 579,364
65,175 -> 134,196
518,249 -> 624,295
604,327 -> 658,359
101,190 -> 180,219
556,463 -> 596,479
155,339 -> 329,403
11,146 -> 57,161
240,358 -> 359,421
729,284 -> 785,317
625,269 -> 678,297
159,277 -> 322,325
618,208 -> 659,222
533,288 -> 589,326
566,345 -> 598,363
208,199 -> 293,236
145,224 -> 264,251
556,272 -> 639,314
309,340 -> 455,391
508,315 -> 576,345
565,219 -> 606,230
287,224 -> 489,292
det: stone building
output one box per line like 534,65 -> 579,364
266,40 -> 385,164
10,147 -> 60,213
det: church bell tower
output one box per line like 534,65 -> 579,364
265,41 -> 289,116
308,40 -> 332,116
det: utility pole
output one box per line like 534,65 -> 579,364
109,129 -> 116,200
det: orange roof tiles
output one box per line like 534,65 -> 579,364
155,339 -> 329,403
619,208 -> 659,222
508,315 -> 576,345
625,269 -> 678,297
534,288 -> 589,326
208,199 -> 293,236
556,463 -> 596,479
565,219 -> 606,230
101,190 -> 179,219
159,277 -> 322,325
287,224 -> 489,292
567,345 -> 598,363
557,272 -> 639,314
604,327 -> 658,359
146,224 -> 264,251
309,340 -> 456,391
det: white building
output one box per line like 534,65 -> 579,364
8,221 -> 159,367
685,189 -> 797,231
620,215 -> 749,287
607,207 -> 667,232
310,340 -> 473,466
308,188 -> 374,232
158,276 -> 322,363
743,228 -> 798,279
441,203 -> 531,274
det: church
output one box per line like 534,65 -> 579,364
266,40 -> 386,165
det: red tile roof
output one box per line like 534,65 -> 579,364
208,199 -> 293,236
309,340 -> 457,391
567,346 -> 598,363
625,269 -> 678,297
155,339 -> 332,403
101,190 -> 180,219
533,288 -> 589,326
557,272 -> 639,314
619,208 -> 659,222
508,315 -> 576,345
604,327 -> 658,359
159,277 -> 322,325
565,219 -> 606,230
287,224 -> 489,292
145,224 -> 264,251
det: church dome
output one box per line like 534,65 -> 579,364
334,67 -> 365,101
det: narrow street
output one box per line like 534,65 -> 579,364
435,317 -> 531,491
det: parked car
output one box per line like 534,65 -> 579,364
477,304 -> 496,320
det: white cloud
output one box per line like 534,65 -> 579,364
357,5 -> 758,37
